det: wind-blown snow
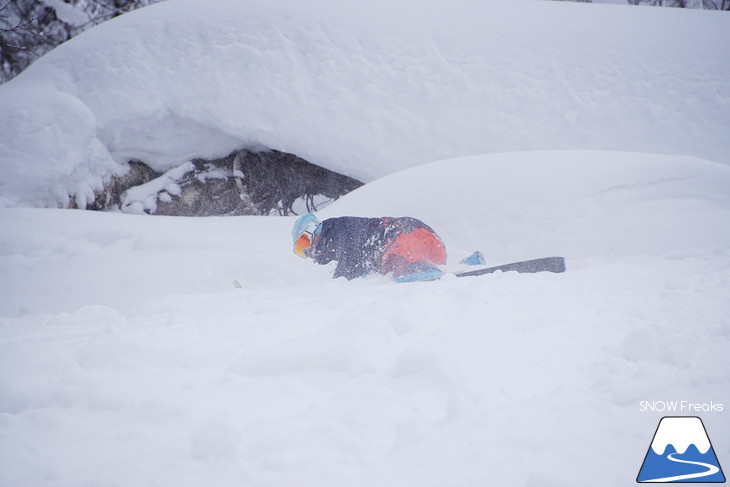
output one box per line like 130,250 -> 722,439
1,0 -> 729,485
1,151 -> 729,486
1,0 -> 729,207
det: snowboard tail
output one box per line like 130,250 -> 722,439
455,256 -> 566,278
394,256 -> 566,283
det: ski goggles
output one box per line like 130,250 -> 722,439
294,232 -> 313,258
293,220 -> 321,258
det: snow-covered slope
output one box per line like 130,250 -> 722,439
1,0 -> 729,207
2,151 -> 729,486
1,0 -> 728,484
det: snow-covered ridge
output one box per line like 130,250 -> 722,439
1,0 -> 729,208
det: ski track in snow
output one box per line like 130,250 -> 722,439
1,152 -> 729,486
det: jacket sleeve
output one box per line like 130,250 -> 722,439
312,217 -> 382,280
333,260 -> 366,280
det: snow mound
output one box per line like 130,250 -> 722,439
326,151 -> 730,264
1,0 -> 729,207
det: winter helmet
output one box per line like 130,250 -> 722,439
292,213 -> 322,258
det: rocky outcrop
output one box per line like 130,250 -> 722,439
85,149 -> 363,216
87,160 -> 159,212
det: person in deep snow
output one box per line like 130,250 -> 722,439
291,213 -> 447,280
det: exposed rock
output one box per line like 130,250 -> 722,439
86,161 -> 159,211
232,150 -> 362,216
89,149 -> 363,216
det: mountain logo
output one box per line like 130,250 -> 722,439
637,416 -> 726,483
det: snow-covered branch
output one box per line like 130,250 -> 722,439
0,0 -> 162,83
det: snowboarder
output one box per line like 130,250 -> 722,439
292,213 -> 447,280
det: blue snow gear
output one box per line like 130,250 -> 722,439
460,251 -> 487,266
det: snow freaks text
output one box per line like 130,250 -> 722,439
639,401 -> 724,413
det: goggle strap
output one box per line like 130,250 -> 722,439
305,220 -> 321,235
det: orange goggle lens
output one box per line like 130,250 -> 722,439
294,232 -> 312,258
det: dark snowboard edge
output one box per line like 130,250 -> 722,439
455,256 -> 566,278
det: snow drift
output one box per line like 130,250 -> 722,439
1,0 -> 729,208
1,0 -> 729,485
1,151 -> 729,486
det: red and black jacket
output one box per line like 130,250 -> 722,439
311,216 -> 446,280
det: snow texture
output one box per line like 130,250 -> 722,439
1,151 -> 729,487
1,1 -> 729,486
1,0 -> 729,207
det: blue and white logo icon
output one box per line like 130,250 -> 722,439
637,416 -> 725,483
